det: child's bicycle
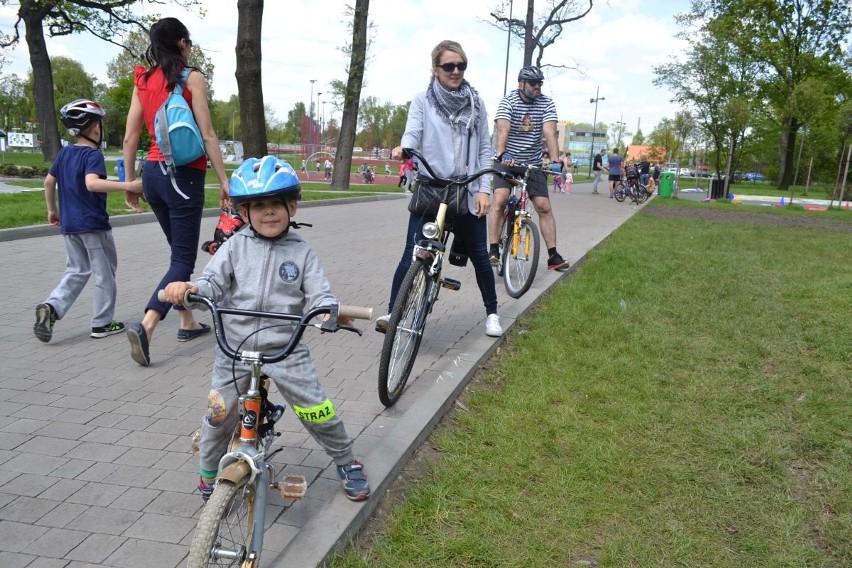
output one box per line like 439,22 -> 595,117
158,291 -> 372,568
377,148 -> 510,407
493,163 -> 557,299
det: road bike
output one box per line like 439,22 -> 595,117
377,148 -> 510,407
494,163 -> 548,299
160,291 -> 371,568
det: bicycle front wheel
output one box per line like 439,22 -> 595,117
614,182 -> 626,202
502,218 -> 540,299
186,477 -> 258,568
378,258 -> 432,407
636,184 -> 649,203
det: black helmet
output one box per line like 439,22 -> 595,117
517,66 -> 544,82
60,99 -> 106,135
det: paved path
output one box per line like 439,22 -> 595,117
0,183 -> 642,567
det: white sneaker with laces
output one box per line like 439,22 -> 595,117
485,314 -> 503,337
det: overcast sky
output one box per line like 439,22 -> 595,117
1,0 -> 690,137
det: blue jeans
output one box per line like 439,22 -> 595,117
387,212 -> 497,316
142,161 -> 206,318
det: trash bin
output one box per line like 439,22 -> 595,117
710,178 -> 725,199
659,171 -> 675,197
115,158 -> 125,182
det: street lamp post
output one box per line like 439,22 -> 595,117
316,92 -> 322,150
309,79 -> 316,120
588,86 -> 605,176
615,116 -> 626,154
502,0 -> 514,96
231,110 -> 237,142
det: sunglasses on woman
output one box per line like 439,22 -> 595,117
438,62 -> 467,73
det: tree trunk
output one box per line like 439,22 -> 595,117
235,0 -> 267,158
776,116 -> 798,191
21,1 -> 60,162
522,0 -> 535,66
331,0 -> 369,191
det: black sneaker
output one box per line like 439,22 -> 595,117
91,321 -> 125,339
489,246 -> 500,266
34,303 -> 56,343
547,253 -> 570,271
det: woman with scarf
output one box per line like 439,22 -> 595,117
376,40 -> 502,338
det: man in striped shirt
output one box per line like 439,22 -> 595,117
488,66 -> 570,271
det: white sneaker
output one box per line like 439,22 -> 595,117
375,314 -> 390,333
485,314 -> 503,337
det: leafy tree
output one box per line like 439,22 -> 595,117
1,0 -> 200,161
280,101 -> 306,144
331,0 -> 369,190
100,74 -> 136,148
235,0 -> 265,157
489,0 -> 593,67
672,110 -> 697,197
0,73 -> 34,131
700,0 -> 852,190
106,28 -> 215,97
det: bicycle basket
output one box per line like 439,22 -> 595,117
408,175 -> 467,218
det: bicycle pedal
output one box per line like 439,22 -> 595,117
189,429 -> 201,456
277,474 -> 307,500
441,278 -> 461,291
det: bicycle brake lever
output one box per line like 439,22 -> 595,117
290,222 -> 313,229
337,324 -> 363,337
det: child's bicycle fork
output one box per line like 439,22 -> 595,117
200,353 -> 307,564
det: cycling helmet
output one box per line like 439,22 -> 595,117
59,99 -> 106,135
517,66 -> 544,82
229,156 -> 301,207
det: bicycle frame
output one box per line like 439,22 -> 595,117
175,292 -> 370,567
494,163 -> 544,298
377,148 -> 510,406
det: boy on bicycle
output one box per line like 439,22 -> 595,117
162,156 -> 370,502
34,99 -> 143,343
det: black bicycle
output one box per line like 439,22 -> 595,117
377,149 -> 510,407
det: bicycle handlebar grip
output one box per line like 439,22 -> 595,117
339,305 -> 373,320
156,289 -> 167,302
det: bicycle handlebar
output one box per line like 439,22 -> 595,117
402,147 -> 512,187
156,290 -> 372,364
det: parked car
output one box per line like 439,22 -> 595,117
744,172 -> 766,181
677,168 -> 692,177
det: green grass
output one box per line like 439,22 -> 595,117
330,201 -> 851,568
0,182 -> 401,230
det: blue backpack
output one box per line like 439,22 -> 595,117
154,68 -> 206,195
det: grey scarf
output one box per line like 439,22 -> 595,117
426,77 -> 480,134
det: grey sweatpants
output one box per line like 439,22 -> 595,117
198,344 -> 355,475
43,230 -> 118,327
592,170 -> 602,193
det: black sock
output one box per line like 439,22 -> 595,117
547,247 -> 557,258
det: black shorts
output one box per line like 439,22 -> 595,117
608,174 -> 622,182
492,161 -> 549,198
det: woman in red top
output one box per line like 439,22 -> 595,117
121,17 -> 229,367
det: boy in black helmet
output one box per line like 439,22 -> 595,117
34,99 -> 143,343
